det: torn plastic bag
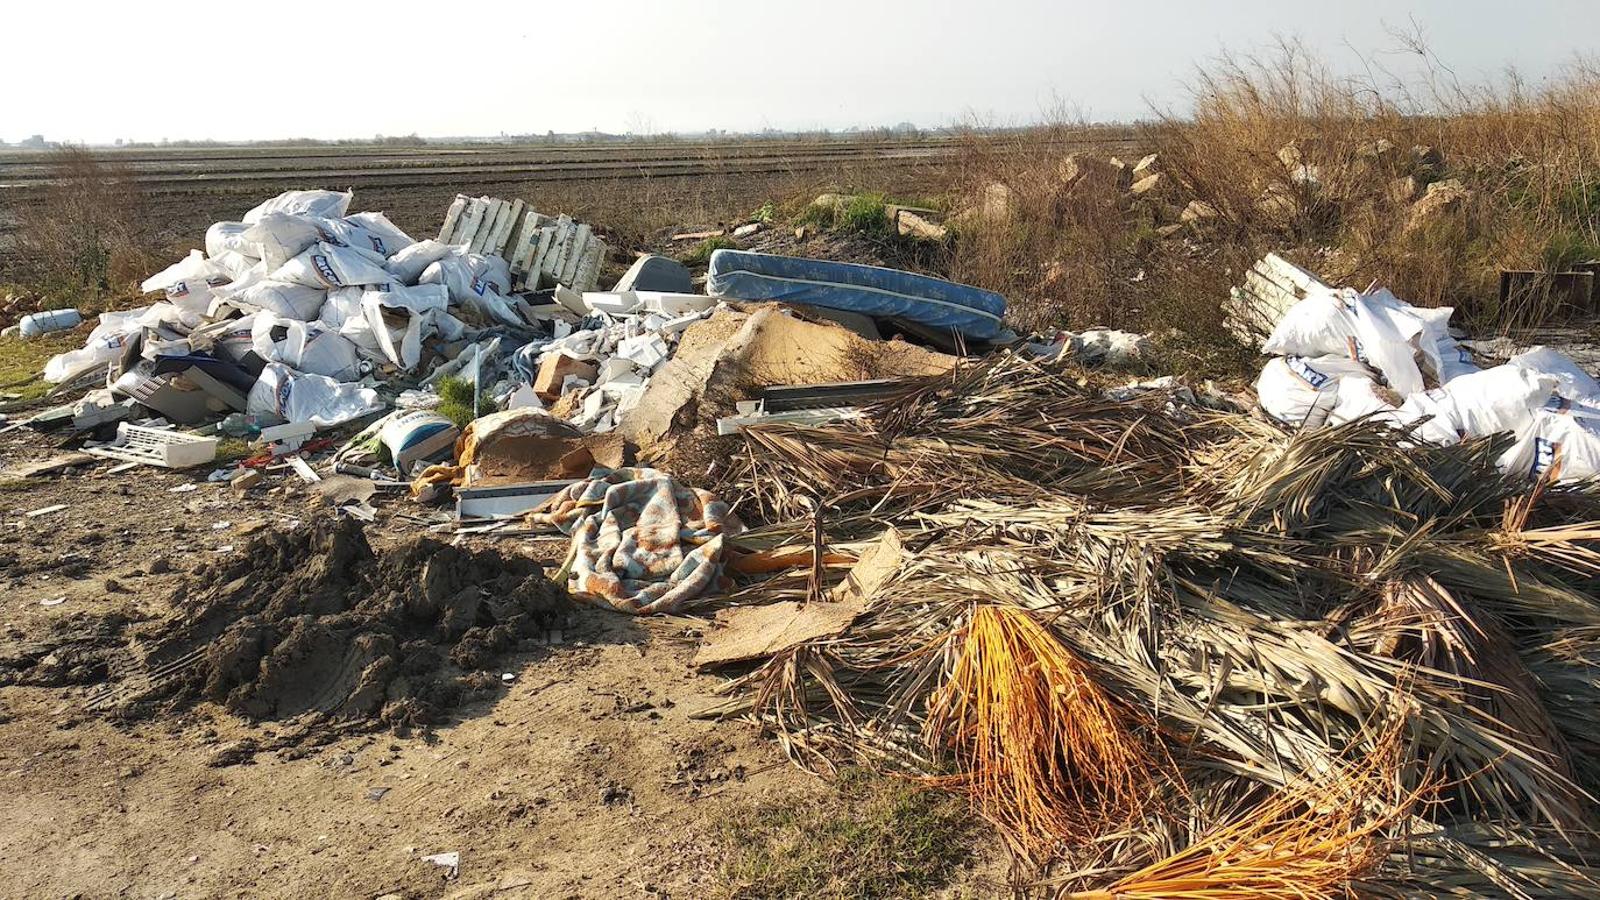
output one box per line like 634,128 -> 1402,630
274,241 -> 392,291
419,252 -> 522,327
1499,408 -> 1600,482
247,362 -> 383,427
361,283 -> 449,371
1348,292 -> 1426,396
1254,355 -> 1377,428
42,304 -> 173,382
251,312 -> 362,381
1429,334 -> 1480,384
1329,377 -> 1458,444
1509,346 -> 1600,401
209,250 -> 258,281
1261,286 -> 1359,358
242,189 -> 352,224
385,239 -> 454,285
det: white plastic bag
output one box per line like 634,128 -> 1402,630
251,312 -> 363,381
1261,287 -> 1358,358
1398,364 -> 1557,440
140,250 -> 225,294
1255,355 -> 1376,427
362,283 -> 449,371
226,279 -> 327,321
420,252 -> 520,326
339,212 -> 414,256
1348,292 -> 1426,397
205,222 -> 255,260
1498,409 -> 1600,482
242,189 -> 353,224
42,305 -> 171,382
247,362 -> 384,427
241,214 -> 325,270
274,242 -> 392,291
1509,346 -> 1600,402
385,239 -> 455,285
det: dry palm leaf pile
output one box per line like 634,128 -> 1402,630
701,351 -> 1600,897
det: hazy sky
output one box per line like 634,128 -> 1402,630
3,1 -> 1592,143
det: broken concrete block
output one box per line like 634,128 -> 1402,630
1130,173 -> 1168,198
732,223 -> 763,238
534,354 -> 599,401
1180,200 -> 1220,224
1405,178 -> 1471,234
1059,154 -> 1128,193
612,255 -> 692,294
895,210 -> 947,241
597,357 -> 638,384
1131,153 -> 1159,182
232,468 -> 264,493
1411,145 -> 1446,182
1389,175 -> 1423,204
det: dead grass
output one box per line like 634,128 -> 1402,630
7,148 -> 165,309
711,769 -> 978,900
946,40 -> 1600,344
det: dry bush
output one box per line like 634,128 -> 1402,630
946,39 -> 1600,345
10,148 -> 162,302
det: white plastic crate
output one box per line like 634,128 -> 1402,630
84,424 -> 219,469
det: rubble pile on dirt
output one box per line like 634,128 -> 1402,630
99,519 -> 565,729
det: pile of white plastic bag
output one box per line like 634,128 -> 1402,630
43,189 -> 546,428
1254,283 -> 1600,482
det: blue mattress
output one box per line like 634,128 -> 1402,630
707,249 -> 1007,341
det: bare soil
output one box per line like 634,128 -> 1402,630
0,425 -> 976,899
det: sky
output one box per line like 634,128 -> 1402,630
2,0 -> 1593,144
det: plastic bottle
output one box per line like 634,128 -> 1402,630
18,308 -> 82,339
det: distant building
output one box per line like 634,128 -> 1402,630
19,134 -> 47,148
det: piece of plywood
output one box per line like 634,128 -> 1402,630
694,529 -> 901,668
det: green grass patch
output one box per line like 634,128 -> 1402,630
215,437 -> 252,461
711,769 -> 974,900
681,235 -> 737,266
0,330 -> 86,404
795,193 -> 899,239
436,375 -> 496,428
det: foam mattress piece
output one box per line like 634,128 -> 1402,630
706,249 -> 1007,341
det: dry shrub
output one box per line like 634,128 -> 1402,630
925,604 -> 1162,861
11,148 -> 161,300
948,38 -> 1600,343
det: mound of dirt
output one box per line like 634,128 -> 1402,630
97,519 -> 566,730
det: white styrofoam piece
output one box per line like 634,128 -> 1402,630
582,292 -> 640,316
